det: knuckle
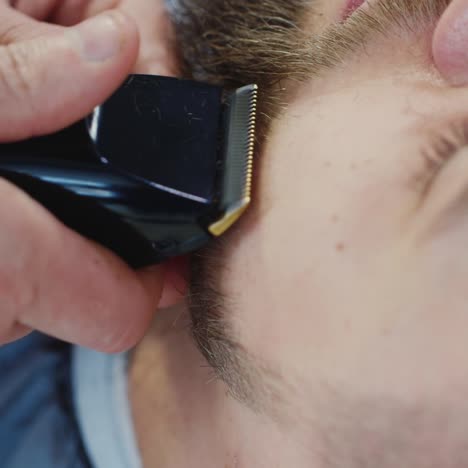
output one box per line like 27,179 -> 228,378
0,42 -> 35,101
0,12 -> 35,45
0,22 -> 24,45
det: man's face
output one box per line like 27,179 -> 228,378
195,0 -> 468,442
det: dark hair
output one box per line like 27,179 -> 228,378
169,0 -> 314,137
170,0 -> 450,410
168,0 -> 313,409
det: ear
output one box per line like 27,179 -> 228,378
158,256 -> 190,309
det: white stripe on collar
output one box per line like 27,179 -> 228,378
71,347 -> 142,468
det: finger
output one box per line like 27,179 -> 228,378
0,323 -> 32,344
433,0 -> 468,86
0,5 -> 63,44
12,0 -> 120,26
0,10 -> 139,141
119,0 -> 178,75
10,0 -> 59,21
0,178 -> 163,352
53,0 -> 120,26
52,0 -> 94,26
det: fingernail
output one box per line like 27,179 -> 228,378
72,12 -> 125,62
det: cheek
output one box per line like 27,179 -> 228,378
226,212 -> 468,400
219,85 -> 446,376
258,94 -> 422,258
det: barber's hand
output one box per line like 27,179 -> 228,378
0,2 -> 165,351
18,0 -> 188,308
14,0 -> 179,76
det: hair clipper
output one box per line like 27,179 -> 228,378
0,75 -> 258,268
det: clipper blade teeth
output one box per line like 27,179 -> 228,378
244,86 -> 258,201
209,84 -> 259,237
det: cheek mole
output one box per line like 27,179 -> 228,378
336,242 -> 346,252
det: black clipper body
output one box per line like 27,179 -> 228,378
0,75 -> 258,268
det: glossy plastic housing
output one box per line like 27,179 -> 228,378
0,76 -> 225,268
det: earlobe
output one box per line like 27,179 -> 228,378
432,0 -> 468,86
158,256 -> 190,309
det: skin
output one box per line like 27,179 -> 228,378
11,0 -> 468,466
434,0 -> 468,85
0,0 -> 183,349
12,0 -> 179,75
0,1 -> 169,350
127,0 -> 468,466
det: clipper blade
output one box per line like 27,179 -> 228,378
209,84 -> 258,236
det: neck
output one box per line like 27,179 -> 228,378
128,305 -> 307,468
128,305 -> 247,467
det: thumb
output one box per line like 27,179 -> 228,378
0,10 -> 139,141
